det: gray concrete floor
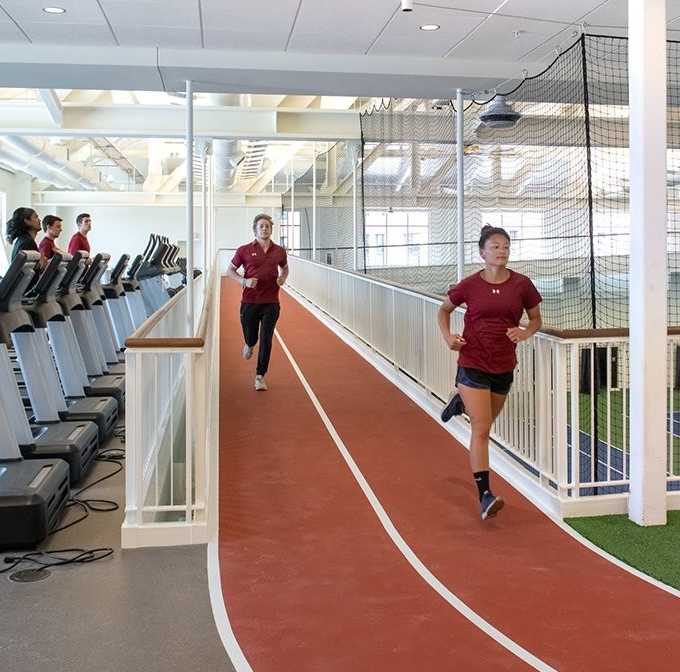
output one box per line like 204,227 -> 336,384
0,428 -> 236,672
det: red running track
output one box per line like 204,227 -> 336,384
218,278 -> 680,671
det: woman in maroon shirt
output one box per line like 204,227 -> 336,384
438,225 -> 542,520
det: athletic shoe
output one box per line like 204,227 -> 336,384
441,392 -> 465,422
243,344 -> 254,360
480,491 -> 504,520
254,375 -> 267,391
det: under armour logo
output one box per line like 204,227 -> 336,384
492,289 -> 500,294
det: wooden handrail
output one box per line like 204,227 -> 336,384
125,336 -> 204,348
124,273 -> 212,349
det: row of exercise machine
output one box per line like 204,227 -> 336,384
0,233 -> 183,549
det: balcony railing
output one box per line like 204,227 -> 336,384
121,265 -> 219,548
285,254 -> 680,519
121,250 -> 680,548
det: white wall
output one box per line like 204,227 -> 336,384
2,193 -> 284,275
54,205 -> 192,267
0,170 -> 33,273
37,203 -> 284,270
214,206 -> 284,251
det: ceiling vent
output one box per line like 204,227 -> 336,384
478,96 -> 520,129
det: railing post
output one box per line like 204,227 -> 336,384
535,338 -> 553,484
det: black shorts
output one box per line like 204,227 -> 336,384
455,367 -> 514,395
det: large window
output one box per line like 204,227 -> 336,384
592,211 -> 630,257
483,211 -> 544,261
364,209 -> 428,268
281,209 -> 300,252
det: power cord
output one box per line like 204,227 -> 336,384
1,439 -> 125,572
48,454 -> 124,534
1,547 -> 114,574
98,446 -> 126,461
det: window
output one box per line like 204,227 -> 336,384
483,211 -> 543,261
364,209 -> 429,267
281,210 -> 300,252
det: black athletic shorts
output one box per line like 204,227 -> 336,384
455,366 -> 514,395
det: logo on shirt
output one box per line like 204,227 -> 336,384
492,289 -> 500,294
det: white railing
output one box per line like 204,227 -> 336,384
285,255 -> 680,518
121,267 -> 221,548
121,251 -> 680,548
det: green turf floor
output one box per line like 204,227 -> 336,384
565,510 -> 680,591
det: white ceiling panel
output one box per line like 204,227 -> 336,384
669,0 -> 680,23
370,8 -> 484,57
578,2 -> 628,30
448,15 -> 575,61
0,0 -> 108,24
518,25 -> 585,67
289,5 -> 393,54
499,0 -> 617,24
199,0 -> 300,34
0,21 -> 27,42
202,30 -> 292,52
288,31 -> 385,56
114,26 -> 202,49
0,0 -> 659,96
20,22 -> 119,45
425,1 -> 513,13
101,1 -> 201,28
290,1 -> 394,52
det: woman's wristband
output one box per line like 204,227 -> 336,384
241,278 -> 246,288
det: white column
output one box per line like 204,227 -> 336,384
628,0 -> 668,525
352,141 -> 359,271
456,88 -> 465,282
312,142 -> 317,261
185,79 -> 194,335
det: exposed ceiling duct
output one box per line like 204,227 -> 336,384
0,136 -> 109,191
208,94 -> 248,192
212,139 -> 243,191
238,141 -> 268,179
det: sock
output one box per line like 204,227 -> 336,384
473,471 -> 490,501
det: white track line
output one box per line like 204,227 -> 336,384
275,331 -> 557,672
207,536 -> 254,672
283,288 -> 680,599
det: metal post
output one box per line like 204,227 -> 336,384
185,79 -> 194,334
456,88 -> 465,282
312,142 -> 317,260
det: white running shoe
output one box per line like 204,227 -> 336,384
243,344 -> 254,360
254,375 -> 267,391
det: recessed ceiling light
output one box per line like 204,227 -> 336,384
420,24 -> 440,31
43,6 -> 66,14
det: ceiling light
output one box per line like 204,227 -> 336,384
43,6 -> 66,14
420,24 -> 440,31
478,96 -> 521,129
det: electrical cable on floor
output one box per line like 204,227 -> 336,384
0,547 -> 114,574
98,445 -> 126,461
0,452 -> 123,572
0,425 -> 127,572
48,454 -> 124,534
